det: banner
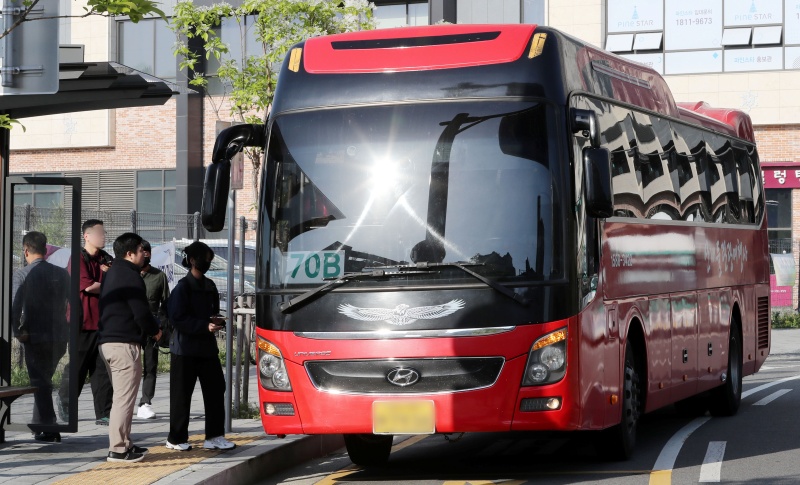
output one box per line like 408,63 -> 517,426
151,241 -> 177,291
770,253 -> 796,287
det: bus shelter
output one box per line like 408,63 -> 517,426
0,62 -> 175,441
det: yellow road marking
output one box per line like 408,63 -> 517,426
53,433 -> 260,485
315,434 -> 430,484
649,469 -> 672,485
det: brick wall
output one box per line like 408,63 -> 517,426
8,97 -> 261,219
754,124 -> 800,162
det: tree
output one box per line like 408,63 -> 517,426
170,0 -> 375,203
0,0 -> 165,40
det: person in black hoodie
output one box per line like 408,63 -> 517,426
97,232 -> 161,463
166,241 -> 235,452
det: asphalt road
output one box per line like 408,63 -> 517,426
258,328 -> 800,485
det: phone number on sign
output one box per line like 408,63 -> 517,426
675,18 -> 713,26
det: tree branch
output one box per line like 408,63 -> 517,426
0,0 -> 42,41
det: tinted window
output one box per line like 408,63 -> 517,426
265,101 -> 565,289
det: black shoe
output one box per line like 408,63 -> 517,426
129,445 -> 149,454
34,432 -> 61,443
95,417 -> 109,426
107,450 -> 145,463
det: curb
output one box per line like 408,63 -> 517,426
198,434 -> 345,485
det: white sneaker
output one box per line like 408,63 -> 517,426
203,436 -> 236,450
165,441 -> 192,451
137,404 -> 157,420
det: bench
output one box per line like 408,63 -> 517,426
0,386 -> 36,443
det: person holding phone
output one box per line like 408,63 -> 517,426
165,241 -> 235,452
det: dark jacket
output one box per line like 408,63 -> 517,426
167,272 -> 220,357
11,258 -> 69,344
98,258 -> 159,345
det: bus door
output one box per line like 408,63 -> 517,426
1,176 -> 83,436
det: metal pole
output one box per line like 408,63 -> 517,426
239,216 -> 245,296
243,295 -> 251,407
2,1 -> 14,87
193,211 -> 200,241
234,296 -> 242,417
224,189 -> 236,432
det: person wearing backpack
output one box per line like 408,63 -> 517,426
136,240 -> 170,420
165,241 -> 235,452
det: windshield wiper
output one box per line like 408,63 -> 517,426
279,269 -> 436,314
368,262 -> 529,307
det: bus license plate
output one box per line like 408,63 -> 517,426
372,400 -> 435,435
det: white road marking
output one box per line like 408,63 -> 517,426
742,374 -> 800,399
650,417 -> 711,484
753,389 -> 791,406
698,441 -> 726,483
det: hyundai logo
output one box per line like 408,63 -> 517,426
386,367 -> 420,387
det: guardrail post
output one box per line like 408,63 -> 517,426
130,209 -> 137,234
193,211 -> 200,241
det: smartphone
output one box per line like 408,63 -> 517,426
213,315 -> 227,327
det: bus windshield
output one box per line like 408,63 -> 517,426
266,100 -> 564,289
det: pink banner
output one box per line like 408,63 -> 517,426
770,274 -> 794,307
763,163 -> 800,189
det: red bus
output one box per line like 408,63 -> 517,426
202,24 -> 771,464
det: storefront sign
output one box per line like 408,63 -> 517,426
762,163 -> 800,189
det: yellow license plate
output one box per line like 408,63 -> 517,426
372,400 -> 435,435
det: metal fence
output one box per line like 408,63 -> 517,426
11,205 -> 257,269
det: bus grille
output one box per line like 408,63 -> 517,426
757,296 -> 769,350
305,357 -> 504,394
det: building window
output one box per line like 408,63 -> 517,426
136,169 -> 176,214
206,15 -> 261,95
118,19 -> 176,80
766,188 -> 792,251
12,173 -> 64,208
523,0 -> 545,25
374,1 -> 429,29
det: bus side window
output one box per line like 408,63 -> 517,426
704,133 -> 740,224
749,146 -> 765,223
734,144 -> 755,224
632,111 -> 678,220
672,122 -> 708,223
606,107 -> 644,218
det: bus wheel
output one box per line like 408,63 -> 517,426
343,434 -> 393,467
709,321 -> 742,417
601,341 -> 642,461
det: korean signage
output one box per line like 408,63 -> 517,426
762,164 -> 800,189
787,1 -> 800,44
724,0 -> 782,26
665,0 -> 723,50
724,47 -> 783,72
608,0 -> 665,32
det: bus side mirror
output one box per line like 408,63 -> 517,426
202,161 -> 231,232
583,147 -> 613,218
201,124 -> 265,232
571,108 -> 601,148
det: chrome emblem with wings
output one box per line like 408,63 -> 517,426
337,299 -> 466,326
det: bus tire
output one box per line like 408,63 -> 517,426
709,321 -> 742,417
343,434 -> 392,467
601,340 -> 642,461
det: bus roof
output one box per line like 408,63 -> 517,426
276,25 -> 753,143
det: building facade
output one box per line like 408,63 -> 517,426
9,0 -> 800,304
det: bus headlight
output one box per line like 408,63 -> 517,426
257,338 -> 292,391
522,328 -> 567,386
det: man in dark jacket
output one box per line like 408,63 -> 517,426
11,231 -> 69,442
98,232 -> 161,463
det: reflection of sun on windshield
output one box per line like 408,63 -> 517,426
267,101 -> 563,289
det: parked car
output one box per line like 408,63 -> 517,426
175,238 -> 255,284
173,240 -> 255,314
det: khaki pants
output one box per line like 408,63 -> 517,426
99,343 -> 142,453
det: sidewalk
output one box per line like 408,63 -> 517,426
0,371 -> 342,485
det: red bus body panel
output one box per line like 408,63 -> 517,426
254,24 -> 770,438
